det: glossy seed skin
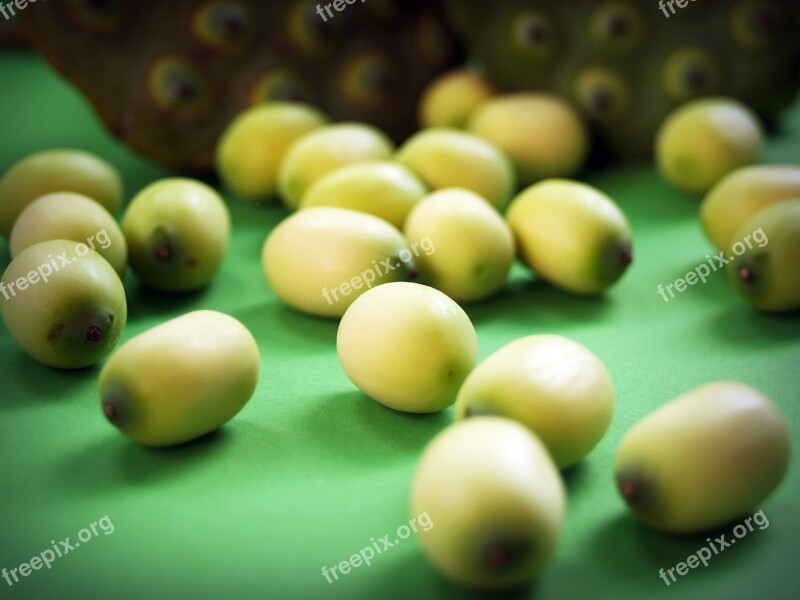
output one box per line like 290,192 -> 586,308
10,192 -> 128,277
455,335 -> 615,468
615,382 -> 790,534
0,149 -> 122,237
122,178 -> 230,292
0,239 -> 127,369
411,417 -> 565,589
337,282 -> 478,412
507,179 -> 633,294
99,310 -> 260,447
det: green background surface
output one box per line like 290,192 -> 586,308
0,50 -> 798,600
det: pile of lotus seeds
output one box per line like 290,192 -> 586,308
0,69 -> 797,589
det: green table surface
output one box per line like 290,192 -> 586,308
0,50 -> 799,600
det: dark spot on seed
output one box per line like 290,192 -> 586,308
103,401 -> 116,421
620,247 -> 632,267
47,324 -> 64,342
167,80 -> 199,103
101,386 -> 135,428
221,10 -> 245,36
155,244 -> 173,261
684,65 -> 708,90
588,88 -> 612,113
619,478 -> 638,502
605,14 -> 631,38
480,535 -> 533,572
524,22 -> 548,45
487,544 -> 510,567
85,325 -> 103,343
616,469 -> 659,515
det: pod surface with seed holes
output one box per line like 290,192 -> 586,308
727,199 -> 800,313
403,188 -> 514,302
263,207 -> 411,318
615,381 -> 790,534
700,165 -> 800,251
0,239 -> 127,369
396,128 -> 516,212
278,122 -> 394,210
455,335 -> 614,468
10,192 -> 128,277
215,102 -> 328,201
122,178 -> 230,292
337,282 -> 478,413
99,310 -> 260,447
411,417 -> 565,590
0,148 -> 122,237
507,179 -> 633,294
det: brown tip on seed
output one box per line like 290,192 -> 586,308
524,22 -> 548,45
685,65 -> 708,90
619,478 -> 639,502
738,265 -> 754,283
409,266 -> 420,279
620,248 -> 632,267
102,401 -> 116,421
155,244 -> 173,261
486,543 -> 511,568
47,324 -> 65,342
606,14 -> 631,38
221,10 -> 245,35
617,470 -> 660,515
85,325 -> 103,343
589,89 -> 612,113
480,536 -> 531,572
